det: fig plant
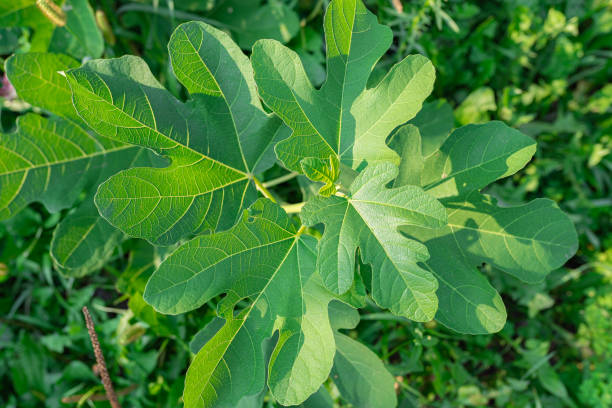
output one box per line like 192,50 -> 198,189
0,0 -> 577,406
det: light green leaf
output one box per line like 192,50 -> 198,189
396,123 -> 577,333
455,87 -> 496,125
332,333 -> 397,408
145,199 -> 336,407
251,0 -> 434,176
0,114 -> 136,219
422,121 -> 537,199
67,22 -> 288,245
5,52 -> 163,276
301,155 -> 340,197
5,52 -> 81,120
301,162 -> 447,322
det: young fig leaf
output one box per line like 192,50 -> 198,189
301,155 -> 340,197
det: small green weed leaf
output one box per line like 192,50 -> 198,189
301,155 -> 340,197
145,199 -> 336,406
332,333 -> 397,408
301,162 -> 447,322
397,121 -> 578,333
129,292 -> 178,338
251,0 -> 435,176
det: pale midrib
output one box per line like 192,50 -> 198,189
333,2 -> 357,157
448,223 -> 569,248
154,228 -> 297,295
59,221 -> 99,265
104,176 -> 248,200
425,262 -> 483,308
183,28 -> 250,173
0,144 -> 135,177
426,261 -> 503,333
286,85 -> 335,156
423,145 -> 533,191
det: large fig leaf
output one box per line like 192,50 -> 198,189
300,162 -> 447,322
251,0 -> 435,176
4,52 -> 159,276
66,22 -> 287,245
145,199 -> 336,407
396,121 -> 578,333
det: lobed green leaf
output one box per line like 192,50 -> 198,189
252,0 -> 434,177
301,162 -> 447,322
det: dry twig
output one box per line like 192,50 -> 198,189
82,306 -> 121,408
391,0 -> 403,13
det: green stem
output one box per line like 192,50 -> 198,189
296,225 -> 307,236
262,172 -> 299,188
253,176 -> 276,203
281,202 -> 305,214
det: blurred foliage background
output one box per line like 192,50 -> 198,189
0,0 -> 611,407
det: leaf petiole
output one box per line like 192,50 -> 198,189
281,202 -> 305,214
253,176 -> 277,203
262,172 -> 299,188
